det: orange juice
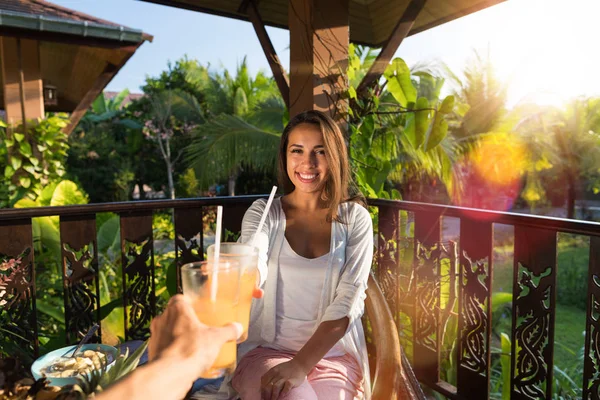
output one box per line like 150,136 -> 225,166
191,296 -> 237,377
207,243 -> 259,342
237,267 -> 258,341
181,261 -> 245,378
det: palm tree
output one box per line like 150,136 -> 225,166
516,98 -> 600,218
183,58 -> 285,196
451,48 -> 509,139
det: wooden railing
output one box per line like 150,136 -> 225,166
1,195 -> 599,399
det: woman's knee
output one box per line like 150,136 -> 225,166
279,382 -> 318,400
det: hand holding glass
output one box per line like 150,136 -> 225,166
181,260 -> 243,378
207,242 -> 259,343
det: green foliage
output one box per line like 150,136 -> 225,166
153,212 -> 175,240
383,58 -> 417,107
179,59 -> 285,194
68,90 -> 160,203
186,114 -> 282,188
14,179 -> 88,273
346,44 -> 456,201
177,168 -> 201,198
453,48 -> 508,138
516,98 -> 600,216
0,115 -> 70,207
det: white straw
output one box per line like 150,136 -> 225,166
211,206 -> 223,303
250,186 -> 278,247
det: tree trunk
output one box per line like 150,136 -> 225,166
136,180 -> 146,200
227,166 -> 240,196
167,162 -> 175,200
566,174 -> 576,219
228,174 -> 236,196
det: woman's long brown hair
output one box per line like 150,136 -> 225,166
277,110 -> 364,222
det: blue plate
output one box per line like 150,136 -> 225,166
31,344 -> 119,387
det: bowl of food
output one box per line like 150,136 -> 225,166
31,344 -> 119,386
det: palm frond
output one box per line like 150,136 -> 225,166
170,90 -> 206,124
186,115 -> 281,188
247,97 -> 286,132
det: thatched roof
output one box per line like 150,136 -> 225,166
142,0 -> 505,47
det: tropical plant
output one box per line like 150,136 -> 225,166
185,103 -> 284,195
182,57 -> 284,195
515,98 -> 600,218
347,44 -> 457,201
78,89 -> 139,131
452,48 -> 509,139
0,115 -> 70,208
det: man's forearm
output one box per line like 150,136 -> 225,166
96,356 -> 197,400
292,317 -> 349,373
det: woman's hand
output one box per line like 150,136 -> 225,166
260,360 -> 308,400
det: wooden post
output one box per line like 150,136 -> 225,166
288,0 -> 349,123
0,37 -> 44,127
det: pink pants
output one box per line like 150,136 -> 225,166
231,347 -> 364,400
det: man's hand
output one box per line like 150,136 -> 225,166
260,360 -> 308,400
148,294 -> 242,377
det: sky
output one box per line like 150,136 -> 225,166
52,0 -> 600,108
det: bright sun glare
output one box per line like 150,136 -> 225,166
483,0 -> 600,108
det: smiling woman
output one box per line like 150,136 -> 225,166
231,110 -> 373,400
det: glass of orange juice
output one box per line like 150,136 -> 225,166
207,243 -> 259,343
181,260 -> 244,379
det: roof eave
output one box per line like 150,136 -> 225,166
0,9 -> 153,44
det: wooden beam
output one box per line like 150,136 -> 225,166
356,0 -> 427,96
0,37 -> 44,128
288,0 -> 349,122
63,44 -> 141,135
242,0 -> 290,109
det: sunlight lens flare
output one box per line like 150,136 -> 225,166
452,133 -> 527,217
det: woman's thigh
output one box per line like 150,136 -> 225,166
308,354 -> 364,400
232,347 -> 317,400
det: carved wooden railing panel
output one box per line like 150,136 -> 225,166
120,211 -> 155,341
174,208 -> 204,294
59,214 -> 100,344
412,210 -> 442,385
457,219 -> 493,399
510,226 -> 556,400
584,236 -> 600,400
0,219 -> 37,358
377,205 -> 399,328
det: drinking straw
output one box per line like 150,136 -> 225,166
250,186 -> 278,247
211,205 -> 223,303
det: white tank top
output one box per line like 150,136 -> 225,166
266,237 -> 346,357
